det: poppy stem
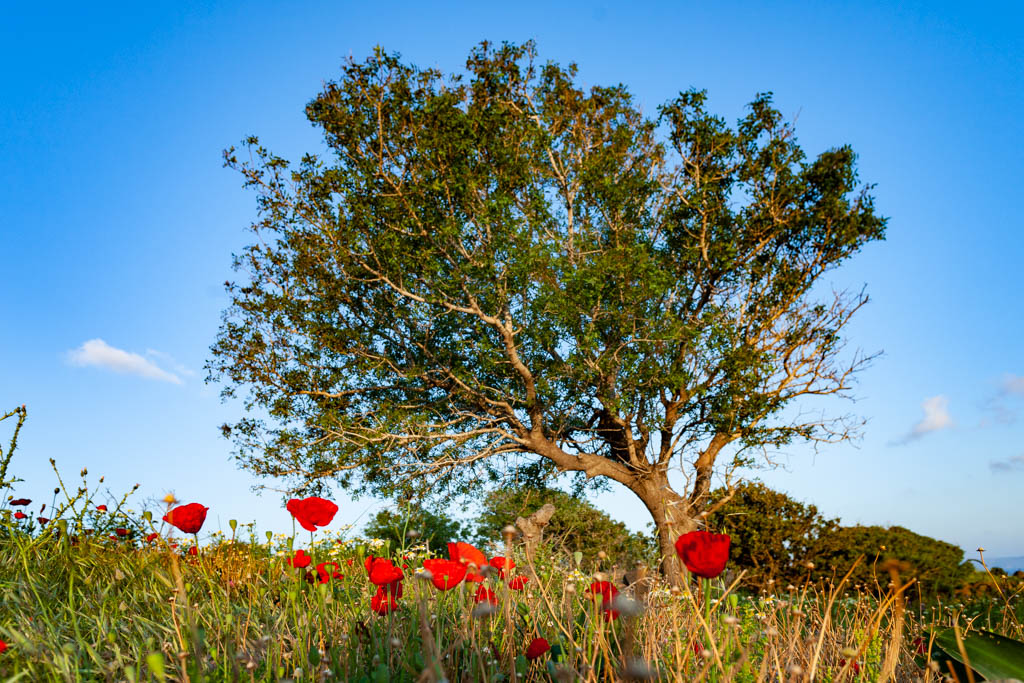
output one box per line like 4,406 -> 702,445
703,577 -> 711,644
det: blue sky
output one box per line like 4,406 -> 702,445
2,1 -> 1022,557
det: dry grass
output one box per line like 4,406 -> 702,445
1,518 -> 1020,683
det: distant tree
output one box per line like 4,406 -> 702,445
709,483 -> 971,597
813,525 -> 972,597
363,504 -> 463,553
706,481 -> 838,591
472,485 -> 652,567
208,41 -> 886,583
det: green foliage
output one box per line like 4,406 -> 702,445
208,40 -> 884,562
709,482 -> 972,597
362,503 -> 463,553
813,524 -> 972,598
707,481 -> 838,591
471,485 -> 653,566
924,629 -> 1024,681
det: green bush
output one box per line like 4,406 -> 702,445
363,504 -> 464,553
708,481 -> 972,597
471,485 -> 653,567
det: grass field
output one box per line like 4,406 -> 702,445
1,499 -> 1021,683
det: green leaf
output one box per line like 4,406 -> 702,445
930,629 -> 1024,681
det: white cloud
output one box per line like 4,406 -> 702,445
912,395 -> 953,436
892,394 -> 953,445
67,339 -> 183,384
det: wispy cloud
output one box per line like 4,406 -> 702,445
979,373 -> 1024,427
1001,374 -> 1024,396
67,339 -> 183,384
145,349 -> 196,378
892,395 -> 953,445
990,453 -> 1024,473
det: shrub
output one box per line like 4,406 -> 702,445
471,485 -> 653,567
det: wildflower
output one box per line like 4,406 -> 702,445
37,517 -> 49,525
163,493 -> 177,504
115,528 -> 130,537
96,505 -> 108,512
508,575 -> 529,590
145,532 -> 159,543
0,640 -> 7,654
163,503 -> 209,534
488,556 -> 515,578
315,561 -> 343,584
286,497 -> 338,532
588,580 -> 619,606
474,586 -> 498,605
674,530 -> 731,578
288,549 -> 312,569
187,546 -> 198,556
371,587 -> 398,615
423,558 -> 467,590
364,556 -> 404,585
839,659 -> 862,675
13,511 -> 26,520
9,498 -> 30,506
448,541 -> 486,567
525,637 -> 550,661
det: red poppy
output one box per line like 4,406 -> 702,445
13,511 -> 26,520
912,637 -> 926,655
674,530 -> 731,579
163,503 -> 209,535
345,559 -> 354,567
370,586 -> 399,615
187,546 -> 198,556
9,498 -> 30,506
423,558 -> 467,590
525,637 -> 550,661
315,561 -> 343,584
474,586 -> 498,605
145,532 -> 159,543
488,556 -> 516,577
0,639 -> 7,654
588,580 -> 619,605
37,517 -> 49,525
115,528 -> 130,537
839,659 -> 862,675
96,505 -> 108,512
364,556 -> 404,585
448,542 -> 486,569
288,549 -> 312,569
286,496 -> 338,532
508,575 -> 529,590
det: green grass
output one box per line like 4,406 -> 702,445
1,507 -> 1021,682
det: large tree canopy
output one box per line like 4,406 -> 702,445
209,41 -> 885,581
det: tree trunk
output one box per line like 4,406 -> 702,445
635,475 -> 696,586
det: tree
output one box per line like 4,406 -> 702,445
363,504 -> 464,553
812,525 -> 971,598
706,482 -> 839,592
472,485 -> 653,567
709,483 -> 972,597
208,41 -> 886,583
